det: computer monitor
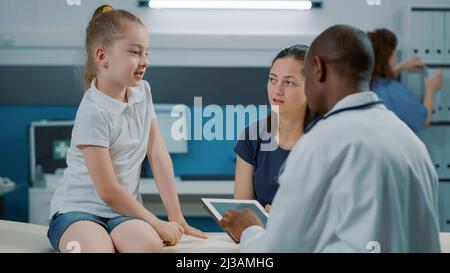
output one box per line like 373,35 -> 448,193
29,120 -> 74,185
154,104 -> 189,154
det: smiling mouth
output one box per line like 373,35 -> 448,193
134,71 -> 144,79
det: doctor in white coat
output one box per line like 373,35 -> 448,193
220,25 -> 440,253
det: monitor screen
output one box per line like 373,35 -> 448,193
154,104 -> 188,154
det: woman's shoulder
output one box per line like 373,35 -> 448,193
371,77 -> 405,90
238,117 -> 270,142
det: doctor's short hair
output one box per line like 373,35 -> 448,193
271,44 -> 309,69
83,4 -> 145,90
309,25 -> 375,83
367,28 -> 398,81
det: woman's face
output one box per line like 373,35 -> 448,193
267,57 -> 306,115
389,49 -> 398,69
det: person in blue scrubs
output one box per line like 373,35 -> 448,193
368,28 -> 443,132
233,45 -> 312,210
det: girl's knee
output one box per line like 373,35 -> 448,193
59,221 -> 115,253
115,236 -> 163,253
111,220 -> 164,253
141,238 -> 163,253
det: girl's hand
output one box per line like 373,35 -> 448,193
170,214 -> 208,239
154,220 -> 184,246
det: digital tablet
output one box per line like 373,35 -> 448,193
201,198 -> 269,243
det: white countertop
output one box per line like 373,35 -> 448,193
139,178 -> 234,195
42,174 -> 235,195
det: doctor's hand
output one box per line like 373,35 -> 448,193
219,209 -> 263,242
169,214 -> 208,239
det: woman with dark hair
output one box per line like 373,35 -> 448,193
368,28 -> 443,132
233,45 -> 311,211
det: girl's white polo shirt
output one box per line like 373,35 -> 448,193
50,79 -> 156,218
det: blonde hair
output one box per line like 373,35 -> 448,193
83,5 -> 145,90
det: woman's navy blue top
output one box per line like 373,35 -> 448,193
234,119 -> 290,206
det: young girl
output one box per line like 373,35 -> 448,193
47,5 -> 207,253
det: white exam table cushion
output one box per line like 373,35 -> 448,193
0,220 -> 448,253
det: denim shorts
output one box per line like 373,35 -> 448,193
47,211 -> 134,252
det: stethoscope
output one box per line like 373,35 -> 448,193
304,100 -> 384,134
276,99 -> 384,179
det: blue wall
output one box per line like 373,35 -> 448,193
0,105 -> 78,221
0,105 -> 242,222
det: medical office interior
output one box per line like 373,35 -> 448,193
0,0 -> 450,252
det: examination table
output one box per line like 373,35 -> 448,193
0,220 -> 238,253
0,220 -> 449,253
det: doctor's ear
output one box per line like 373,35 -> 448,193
94,47 -> 109,69
313,56 -> 326,83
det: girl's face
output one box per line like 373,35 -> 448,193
102,22 -> 149,88
267,57 -> 306,115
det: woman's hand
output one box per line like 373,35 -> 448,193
265,204 -> 271,213
169,214 -> 208,239
397,56 -> 425,72
154,220 -> 184,246
425,70 -> 444,94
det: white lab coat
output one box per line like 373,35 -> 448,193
240,91 -> 441,253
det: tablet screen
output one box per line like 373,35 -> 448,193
201,198 -> 269,243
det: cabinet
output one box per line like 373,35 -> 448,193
409,10 -> 446,64
439,183 -> 450,232
29,187 -> 54,226
408,7 -> 450,233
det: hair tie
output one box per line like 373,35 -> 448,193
102,6 -> 113,13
